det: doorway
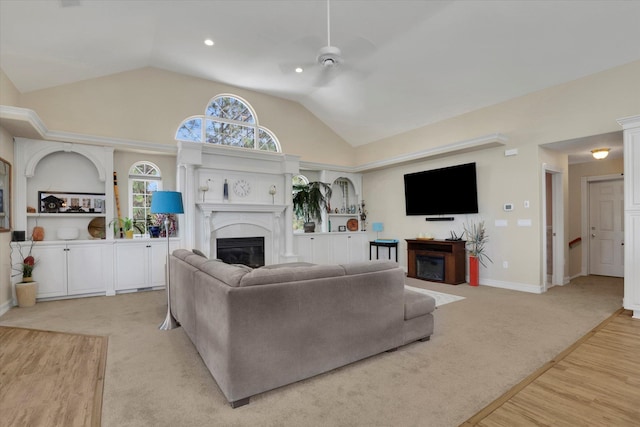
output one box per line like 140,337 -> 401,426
584,177 -> 624,277
542,165 -> 565,290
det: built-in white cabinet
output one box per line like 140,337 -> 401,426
11,241 -> 112,299
295,234 -> 330,264
294,232 -> 367,264
114,239 -> 179,291
329,233 -> 367,264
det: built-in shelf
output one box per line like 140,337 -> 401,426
27,213 -> 106,218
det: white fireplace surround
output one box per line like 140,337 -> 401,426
197,203 -> 288,264
177,141 -> 300,264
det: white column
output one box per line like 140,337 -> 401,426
283,172 -> 296,259
618,115 -> 640,319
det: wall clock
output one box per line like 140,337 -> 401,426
233,179 -> 250,197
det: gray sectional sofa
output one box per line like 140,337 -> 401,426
169,249 -> 435,408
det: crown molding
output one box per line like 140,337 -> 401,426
2,105 -> 507,170
1,105 -> 176,154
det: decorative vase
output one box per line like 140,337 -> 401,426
469,256 -> 479,286
303,221 -> 316,233
125,230 -> 134,239
16,282 -> 38,307
149,226 -> 160,238
32,226 -> 45,241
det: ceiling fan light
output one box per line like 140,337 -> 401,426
591,148 -> 610,160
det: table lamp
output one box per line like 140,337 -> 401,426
151,191 -> 184,330
372,222 -> 384,241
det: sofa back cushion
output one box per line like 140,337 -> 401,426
239,264 -> 345,287
340,260 -> 399,276
200,260 -> 252,287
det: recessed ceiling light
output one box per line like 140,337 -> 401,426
204,39 -> 214,46
295,67 -> 303,73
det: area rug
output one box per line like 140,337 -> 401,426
0,326 -> 108,427
405,285 -> 466,306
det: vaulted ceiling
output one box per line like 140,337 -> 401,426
1,0 -> 639,150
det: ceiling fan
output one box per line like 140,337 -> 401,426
316,0 -> 343,70
281,0 -> 374,87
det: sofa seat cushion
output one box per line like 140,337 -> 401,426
404,289 -> 436,320
239,264 -> 345,287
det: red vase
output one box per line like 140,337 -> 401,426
469,256 -> 479,286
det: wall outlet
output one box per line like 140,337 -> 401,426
503,261 -> 509,269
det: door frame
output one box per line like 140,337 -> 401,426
580,173 -> 624,276
542,164 -> 565,291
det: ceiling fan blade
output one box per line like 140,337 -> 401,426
340,36 -> 376,61
313,67 -> 339,87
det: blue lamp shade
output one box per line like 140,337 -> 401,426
372,222 -> 384,232
150,191 -> 184,214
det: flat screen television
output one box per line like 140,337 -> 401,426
404,162 -> 479,216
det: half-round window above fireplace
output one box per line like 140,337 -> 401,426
176,94 -> 281,152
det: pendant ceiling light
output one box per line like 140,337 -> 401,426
591,148 -> 610,160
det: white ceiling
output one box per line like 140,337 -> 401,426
1,0 -> 639,150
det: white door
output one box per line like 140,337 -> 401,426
589,179 -> 624,277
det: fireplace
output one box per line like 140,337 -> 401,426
416,254 -> 445,281
216,237 -> 265,268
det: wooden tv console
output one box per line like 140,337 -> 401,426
406,239 -> 466,285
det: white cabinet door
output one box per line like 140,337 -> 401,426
329,233 -> 367,264
330,234 -> 350,264
294,234 -> 330,264
150,240 -> 179,287
67,243 -> 109,295
348,234 -> 367,263
115,242 -> 149,291
31,245 -> 67,298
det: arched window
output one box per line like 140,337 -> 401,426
176,94 -> 281,152
129,161 -> 162,235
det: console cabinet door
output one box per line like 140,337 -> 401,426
31,245 -> 67,298
348,233 -> 367,263
329,234 -> 367,264
115,242 -> 150,291
67,243 -> 109,295
295,234 -> 329,264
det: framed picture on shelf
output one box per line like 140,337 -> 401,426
39,191 -> 106,214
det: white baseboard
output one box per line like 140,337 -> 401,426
0,299 -> 13,317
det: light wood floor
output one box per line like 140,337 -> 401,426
462,309 -> 640,426
0,326 -> 108,427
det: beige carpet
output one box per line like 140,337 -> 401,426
0,275 -> 624,427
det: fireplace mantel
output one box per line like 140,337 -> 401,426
197,203 -> 287,215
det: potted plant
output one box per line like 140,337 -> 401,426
12,240 -> 38,307
463,220 -> 492,286
109,217 -> 137,238
293,181 -> 332,233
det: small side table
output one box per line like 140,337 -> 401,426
369,241 -> 398,262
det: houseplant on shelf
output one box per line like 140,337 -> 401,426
293,181 -> 332,233
463,220 -> 492,286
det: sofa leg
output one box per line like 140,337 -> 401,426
419,336 -> 431,342
230,397 -> 250,408
386,347 -> 398,352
